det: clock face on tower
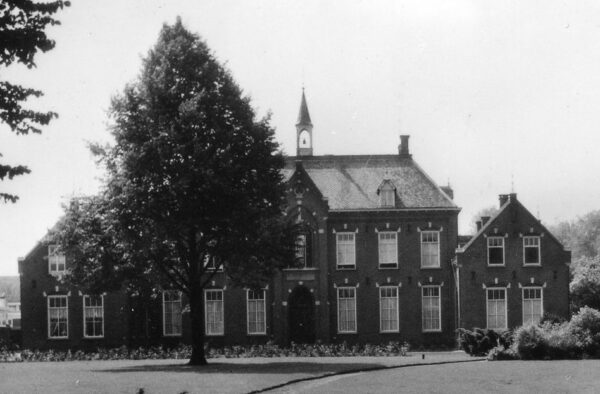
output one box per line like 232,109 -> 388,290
299,129 -> 311,148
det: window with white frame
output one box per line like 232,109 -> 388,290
337,287 -> 357,333
420,231 -> 440,268
487,237 -> 505,265
205,289 -> 224,335
203,255 -> 222,271
523,236 -> 541,265
380,286 -> 399,332
163,291 -> 182,336
48,295 -> 68,338
378,232 -> 398,269
421,286 -> 441,331
336,232 -> 356,269
487,288 -> 507,330
83,295 -> 104,338
522,287 -> 543,325
380,188 -> 395,207
48,245 -> 66,276
247,290 -> 266,335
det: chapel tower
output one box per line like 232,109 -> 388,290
296,89 -> 313,156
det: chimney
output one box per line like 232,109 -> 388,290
481,216 -> 491,226
499,194 -> 509,208
509,193 -> 517,202
398,135 -> 411,158
476,220 -> 482,231
441,185 -> 454,200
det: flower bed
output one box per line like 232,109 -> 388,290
0,341 -> 411,362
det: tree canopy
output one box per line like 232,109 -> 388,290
56,18 -> 295,365
0,0 -> 69,202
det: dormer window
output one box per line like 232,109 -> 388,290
378,180 -> 396,207
48,245 -> 66,276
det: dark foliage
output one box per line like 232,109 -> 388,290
55,18 -> 296,366
0,0 -> 69,202
457,327 -> 512,356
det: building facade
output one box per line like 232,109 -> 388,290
18,93 -> 569,350
455,193 -> 571,330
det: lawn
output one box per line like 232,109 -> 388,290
2,353 -> 597,394
280,359 -> 600,394
0,352 -> 473,394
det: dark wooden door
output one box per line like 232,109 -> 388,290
288,286 -> 315,343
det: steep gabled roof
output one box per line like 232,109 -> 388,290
283,155 -> 458,210
458,194 -> 569,253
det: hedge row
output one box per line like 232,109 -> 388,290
0,341 -> 411,362
460,307 -> 600,360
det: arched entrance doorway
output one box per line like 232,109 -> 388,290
288,286 -> 315,344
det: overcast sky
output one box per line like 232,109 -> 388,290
1,0 -> 599,275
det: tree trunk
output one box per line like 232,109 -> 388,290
188,284 -> 207,365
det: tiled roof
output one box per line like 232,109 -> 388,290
283,155 -> 457,210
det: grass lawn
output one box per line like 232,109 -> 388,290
0,352 -> 473,394
280,359 -> 600,394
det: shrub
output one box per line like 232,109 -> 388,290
487,345 -> 518,361
457,328 -> 508,356
513,324 -> 547,360
568,306 -> 600,356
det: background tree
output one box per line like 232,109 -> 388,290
570,256 -> 600,311
469,205 -> 500,234
0,0 -> 69,202
56,19 -> 295,365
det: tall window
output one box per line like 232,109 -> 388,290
295,234 -> 311,268
379,287 -> 399,332
337,287 -> 357,333
163,291 -> 182,336
336,233 -> 356,269
523,237 -> 541,265
378,232 -> 398,269
420,231 -> 440,268
205,289 -> 224,335
83,295 -> 104,338
487,288 -> 507,330
48,295 -> 68,338
488,237 -> 505,266
422,286 -> 441,332
523,287 -> 543,325
247,290 -> 266,335
48,245 -> 66,276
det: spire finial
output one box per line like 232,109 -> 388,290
297,88 -> 312,126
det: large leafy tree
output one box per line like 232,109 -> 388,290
56,19 -> 295,365
0,0 -> 69,202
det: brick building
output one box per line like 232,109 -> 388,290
455,193 -> 571,330
18,92 -> 569,350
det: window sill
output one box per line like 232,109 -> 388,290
205,334 -> 224,337
283,267 -> 319,271
336,266 -> 356,271
337,331 -> 357,334
378,265 -> 398,270
48,337 -> 69,340
422,329 -> 442,333
163,334 -> 182,337
523,264 -> 542,267
487,264 -> 506,268
380,330 -> 400,334
247,333 -> 267,336
420,266 -> 442,270
84,336 -> 105,339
